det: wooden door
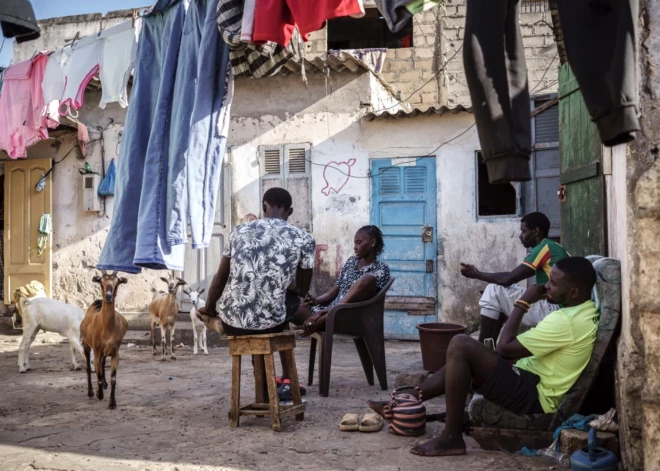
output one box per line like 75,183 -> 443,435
370,158 -> 437,340
558,64 -> 607,256
4,159 -> 52,300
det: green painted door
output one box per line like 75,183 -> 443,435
558,64 -> 607,257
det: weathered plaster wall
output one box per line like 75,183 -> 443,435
359,114 -> 526,327
610,0 -> 660,468
229,72 -> 524,327
0,91 -> 162,312
635,1 -> 660,468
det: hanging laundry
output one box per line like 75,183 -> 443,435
0,67 -> 5,95
165,0 -> 231,249
555,0 -> 639,147
98,159 -> 116,197
99,18 -> 141,109
99,0 -> 187,274
0,0 -> 40,43
59,34 -> 102,117
77,122 -> 89,157
0,54 -> 49,159
351,0 -> 366,18
460,0 -> 640,183
462,0 -> 532,183
42,45 -> 73,128
36,213 -> 52,257
98,0 -> 233,273
405,0 -> 441,14
239,0 -> 256,43
252,0 -> 363,47
217,0 -> 293,78
374,0 -> 413,34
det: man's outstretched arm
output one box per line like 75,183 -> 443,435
460,263 -> 535,287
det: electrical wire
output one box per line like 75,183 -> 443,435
529,53 -> 558,95
304,122 -> 477,180
373,44 -> 464,114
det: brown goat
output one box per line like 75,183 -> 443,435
80,271 -> 128,410
149,276 -> 186,360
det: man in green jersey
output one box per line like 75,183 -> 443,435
460,212 -> 569,344
368,257 -> 599,457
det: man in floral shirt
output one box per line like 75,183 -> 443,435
197,187 -> 316,335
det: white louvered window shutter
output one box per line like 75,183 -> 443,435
259,145 -> 285,211
284,143 -> 312,231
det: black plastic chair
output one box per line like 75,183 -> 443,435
307,277 -> 395,397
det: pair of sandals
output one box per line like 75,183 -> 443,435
339,413 -> 384,433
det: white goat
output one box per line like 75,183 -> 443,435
17,297 -> 85,373
184,287 -> 207,355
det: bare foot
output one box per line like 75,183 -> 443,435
196,312 -> 224,334
367,400 -> 389,418
410,435 -> 466,457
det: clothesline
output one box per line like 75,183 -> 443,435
0,0 -> 387,160
0,16 -> 141,159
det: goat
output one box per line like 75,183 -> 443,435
148,276 -> 186,360
183,287 -> 207,355
16,296 -> 85,373
80,271 -> 129,410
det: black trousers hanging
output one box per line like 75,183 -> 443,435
556,0 -> 640,147
464,0 -> 532,184
464,0 -> 640,184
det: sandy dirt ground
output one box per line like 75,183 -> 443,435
0,331 -> 553,471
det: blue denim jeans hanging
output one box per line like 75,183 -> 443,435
98,0 -> 231,273
98,0 -> 186,273
166,0 -> 230,249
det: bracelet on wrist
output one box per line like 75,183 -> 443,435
514,299 -> 530,312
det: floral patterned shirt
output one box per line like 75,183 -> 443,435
313,255 -> 391,313
217,218 -> 316,329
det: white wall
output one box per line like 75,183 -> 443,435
229,72 -> 525,327
360,114 -> 525,326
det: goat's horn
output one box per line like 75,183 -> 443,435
111,270 -> 118,277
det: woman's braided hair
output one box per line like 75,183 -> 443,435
358,225 -> 385,257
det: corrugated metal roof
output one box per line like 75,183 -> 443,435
278,54 -> 373,75
363,104 -> 473,121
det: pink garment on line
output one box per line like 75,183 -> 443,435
77,122 -> 89,157
0,54 -> 49,159
59,35 -> 102,116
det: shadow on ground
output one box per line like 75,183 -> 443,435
0,332 -> 551,471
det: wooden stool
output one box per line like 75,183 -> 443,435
226,331 -> 305,431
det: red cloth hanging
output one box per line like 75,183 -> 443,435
253,0 -> 363,47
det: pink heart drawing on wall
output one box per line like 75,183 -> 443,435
321,159 -> 356,196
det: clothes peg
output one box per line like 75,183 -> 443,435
71,31 -> 81,47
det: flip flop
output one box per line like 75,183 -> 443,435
359,413 -> 384,433
340,413 -> 359,432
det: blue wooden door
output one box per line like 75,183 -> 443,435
370,158 -> 438,339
